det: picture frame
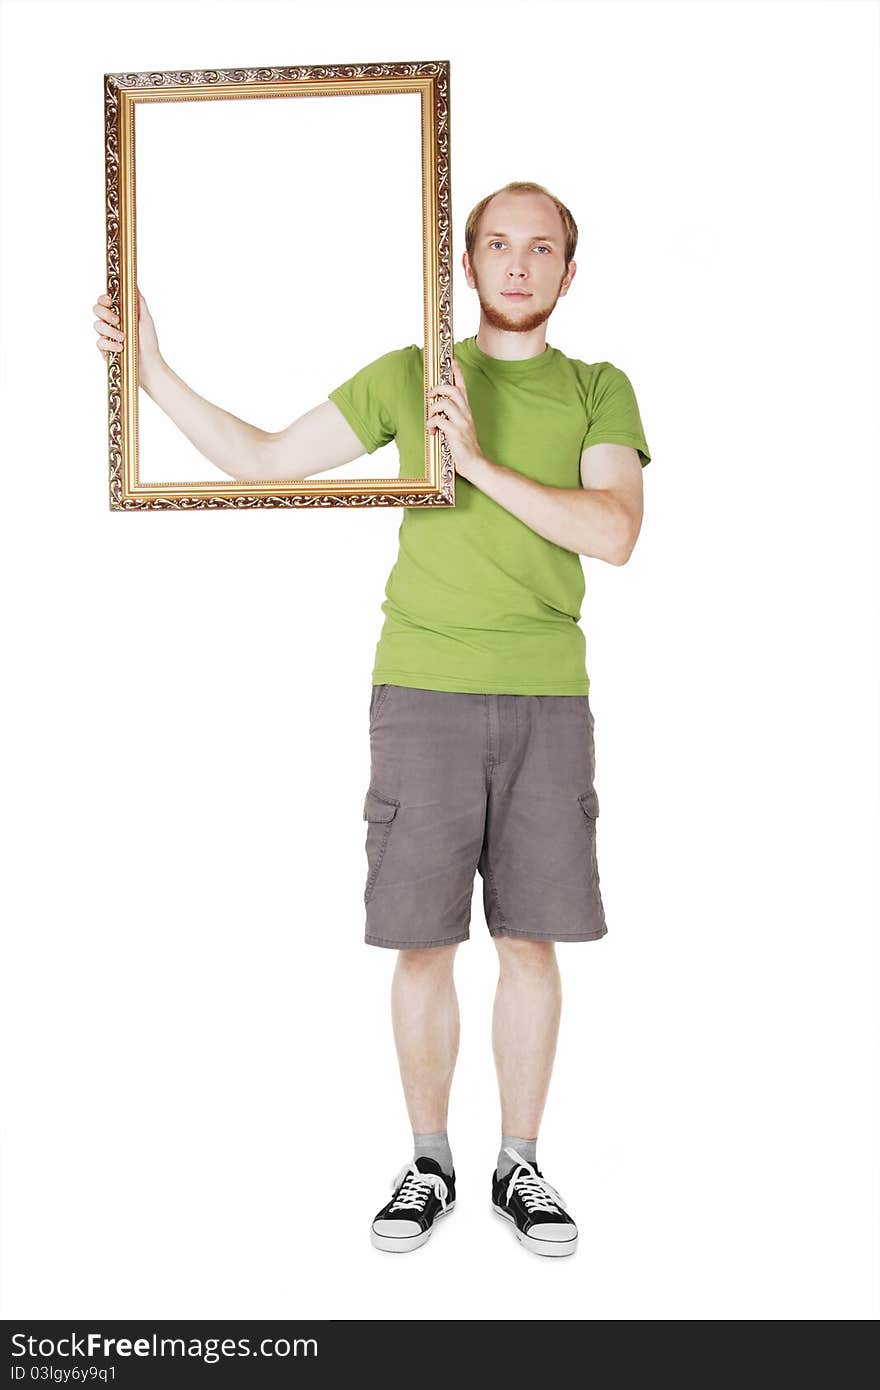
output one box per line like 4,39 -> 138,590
103,58 -> 454,510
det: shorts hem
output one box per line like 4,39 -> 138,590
488,924 -> 608,943
365,930 -> 471,949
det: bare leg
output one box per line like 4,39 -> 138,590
391,944 -> 460,1133
491,937 -> 562,1137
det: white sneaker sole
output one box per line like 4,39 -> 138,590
370,1200 -> 456,1253
492,1202 -> 578,1257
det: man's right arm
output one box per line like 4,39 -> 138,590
142,357 -> 367,483
95,291 -> 368,483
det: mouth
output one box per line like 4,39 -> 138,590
501,291 -> 532,300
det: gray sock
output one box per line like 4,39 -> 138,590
498,1135 -> 538,1179
413,1130 -> 454,1177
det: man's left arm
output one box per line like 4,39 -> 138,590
427,362 -> 644,565
461,443 -> 643,565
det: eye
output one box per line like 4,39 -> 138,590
489,240 -> 504,249
535,246 -> 551,254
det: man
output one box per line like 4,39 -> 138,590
329,180 -> 651,1258
92,180 -> 651,1260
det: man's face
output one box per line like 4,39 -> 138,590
463,191 -> 576,334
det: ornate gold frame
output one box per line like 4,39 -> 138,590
104,59 -> 454,511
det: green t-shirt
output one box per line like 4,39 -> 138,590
328,334 -> 651,695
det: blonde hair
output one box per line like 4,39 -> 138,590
464,181 -> 578,270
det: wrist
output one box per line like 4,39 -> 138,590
138,354 -> 165,396
462,449 -> 490,482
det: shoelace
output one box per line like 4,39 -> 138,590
503,1146 -> 569,1215
388,1162 -> 449,1214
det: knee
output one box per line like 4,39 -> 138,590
395,942 -> 458,980
494,936 -> 558,978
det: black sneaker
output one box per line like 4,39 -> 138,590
491,1146 -> 578,1257
371,1155 -> 456,1253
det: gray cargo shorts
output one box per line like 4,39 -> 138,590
362,683 -> 608,949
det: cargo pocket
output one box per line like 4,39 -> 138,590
578,788 -> 599,820
577,788 -> 600,887
363,787 -> 400,904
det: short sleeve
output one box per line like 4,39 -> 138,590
327,346 -> 416,455
581,363 -> 652,467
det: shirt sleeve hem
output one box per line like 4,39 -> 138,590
327,388 -> 380,454
581,432 -> 651,466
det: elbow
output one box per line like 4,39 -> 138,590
255,430 -> 287,483
599,531 -> 635,566
581,534 -> 633,565
578,501 -> 641,564
612,514 -> 642,565
584,539 -> 632,565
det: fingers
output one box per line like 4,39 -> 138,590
94,292 -> 124,354
426,391 -> 464,419
95,327 -> 124,353
425,365 -> 471,439
426,382 -> 466,411
426,399 -> 465,431
427,360 -> 468,406
95,295 -> 121,331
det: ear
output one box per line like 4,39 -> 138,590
462,250 -> 476,289
559,260 -> 577,296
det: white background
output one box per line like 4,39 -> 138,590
134,88 -> 424,482
0,0 -> 876,1321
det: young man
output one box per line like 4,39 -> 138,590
92,180 -> 650,1261
328,182 -> 651,1258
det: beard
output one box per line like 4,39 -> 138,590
471,267 -> 567,334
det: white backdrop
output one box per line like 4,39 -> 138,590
0,0 -> 875,1321
134,88 -> 424,483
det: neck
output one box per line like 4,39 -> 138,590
474,317 -> 549,362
